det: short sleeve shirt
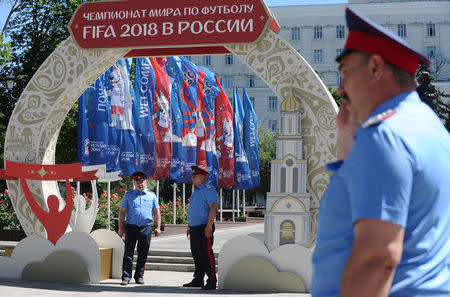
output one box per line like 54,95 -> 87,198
120,189 -> 159,226
312,92 -> 450,297
187,182 -> 218,226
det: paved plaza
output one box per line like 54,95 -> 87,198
0,223 -> 311,297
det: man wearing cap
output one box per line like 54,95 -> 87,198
183,165 -> 218,290
118,171 -> 161,285
312,7 -> 450,297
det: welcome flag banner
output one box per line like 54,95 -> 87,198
233,87 -> 252,190
165,57 -> 184,181
134,58 -> 156,177
78,57 -> 258,187
243,88 -> 260,187
215,77 -> 234,188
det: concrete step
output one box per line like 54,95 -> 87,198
147,255 -> 194,264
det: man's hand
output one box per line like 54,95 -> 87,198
154,227 -> 161,237
118,227 -> 124,238
186,226 -> 190,240
204,225 -> 213,238
337,100 -> 361,160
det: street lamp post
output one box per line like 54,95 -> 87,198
6,74 -> 19,100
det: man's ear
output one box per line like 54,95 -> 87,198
368,54 -> 386,81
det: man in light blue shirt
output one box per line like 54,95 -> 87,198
312,7 -> 450,297
183,165 -> 218,290
118,171 -> 161,285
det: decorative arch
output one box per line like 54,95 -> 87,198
272,195 -> 306,213
5,29 -> 337,239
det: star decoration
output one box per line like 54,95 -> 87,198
38,167 -> 47,178
286,202 -> 292,209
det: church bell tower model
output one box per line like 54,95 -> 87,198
264,89 -> 311,252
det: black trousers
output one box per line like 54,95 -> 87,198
190,224 -> 216,284
122,224 -> 152,281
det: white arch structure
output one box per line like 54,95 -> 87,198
5,29 -> 337,240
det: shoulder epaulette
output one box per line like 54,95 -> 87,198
362,109 -> 397,129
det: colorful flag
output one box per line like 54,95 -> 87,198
215,77 -> 234,188
242,88 -> 260,187
105,59 -> 137,176
165,57 -> 184,181
233,87 -> 253,190
134,58 -> 156,177
151,57 -> 172,180
177,56 -> 200,183
199,66 -> 220,187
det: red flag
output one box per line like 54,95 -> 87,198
214,76 -> 235,188
151,57 -> 172,179
196,68 -> 207,169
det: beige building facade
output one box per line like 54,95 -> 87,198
187,0 -> 450,130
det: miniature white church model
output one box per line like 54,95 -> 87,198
264,90 -> 311,252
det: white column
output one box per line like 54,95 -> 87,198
243,190 -> 246,217
237,190 -> 240,217
173,182 -> 177,225
219,188 -> 223,222
232,190 -> 235,221
107,181 -> 111,230
156,180 -> 160,200
182,183 -> 186,214
76,181 -> 80,195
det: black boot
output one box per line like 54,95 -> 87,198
183,278 -> 204,288
201,280 -> 216,290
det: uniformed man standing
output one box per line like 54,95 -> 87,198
118,171 -> 161,286
183,165 -> 218,290
312,7 -> 450,297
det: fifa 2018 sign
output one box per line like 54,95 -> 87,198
69,0 -> 273,49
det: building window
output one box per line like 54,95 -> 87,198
397,24 -> 406,37
427,23 -> 436,37
314,26 -> 322,39
250,97 -> 255,107
291,27 -> 300,40
183,56 -> 191,61
337,73 -> 343,85
269,119 -> 278,132
314,49 -> 323,62
280,167 -> 286,192
336,25 -> 345,39
336,48 -> 344,58
225,54 -> 233,65
224,76 -> 233,89
293,167 -> 299,193
203,55 -> 211,66
269,96 -> 278,110
427,46 -> 436,59
248,75 -> 255,88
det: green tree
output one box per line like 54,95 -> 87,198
328,86 -> 343,106
246,127 -> 277,202
416,65 -> 450,132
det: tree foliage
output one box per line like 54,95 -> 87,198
416,65 -> 450,132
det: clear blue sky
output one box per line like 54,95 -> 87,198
0,0 -> 347,34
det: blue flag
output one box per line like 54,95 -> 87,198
233,87 -> 253,190
78,83 -> 90,165
199,66 -> 220,187
78,74 -> 111,168
177,56 -> 200,183
134,58 -> 156,177
106,59 -> 137,176
242,88 -> 260,187
165,57 -> 184,181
